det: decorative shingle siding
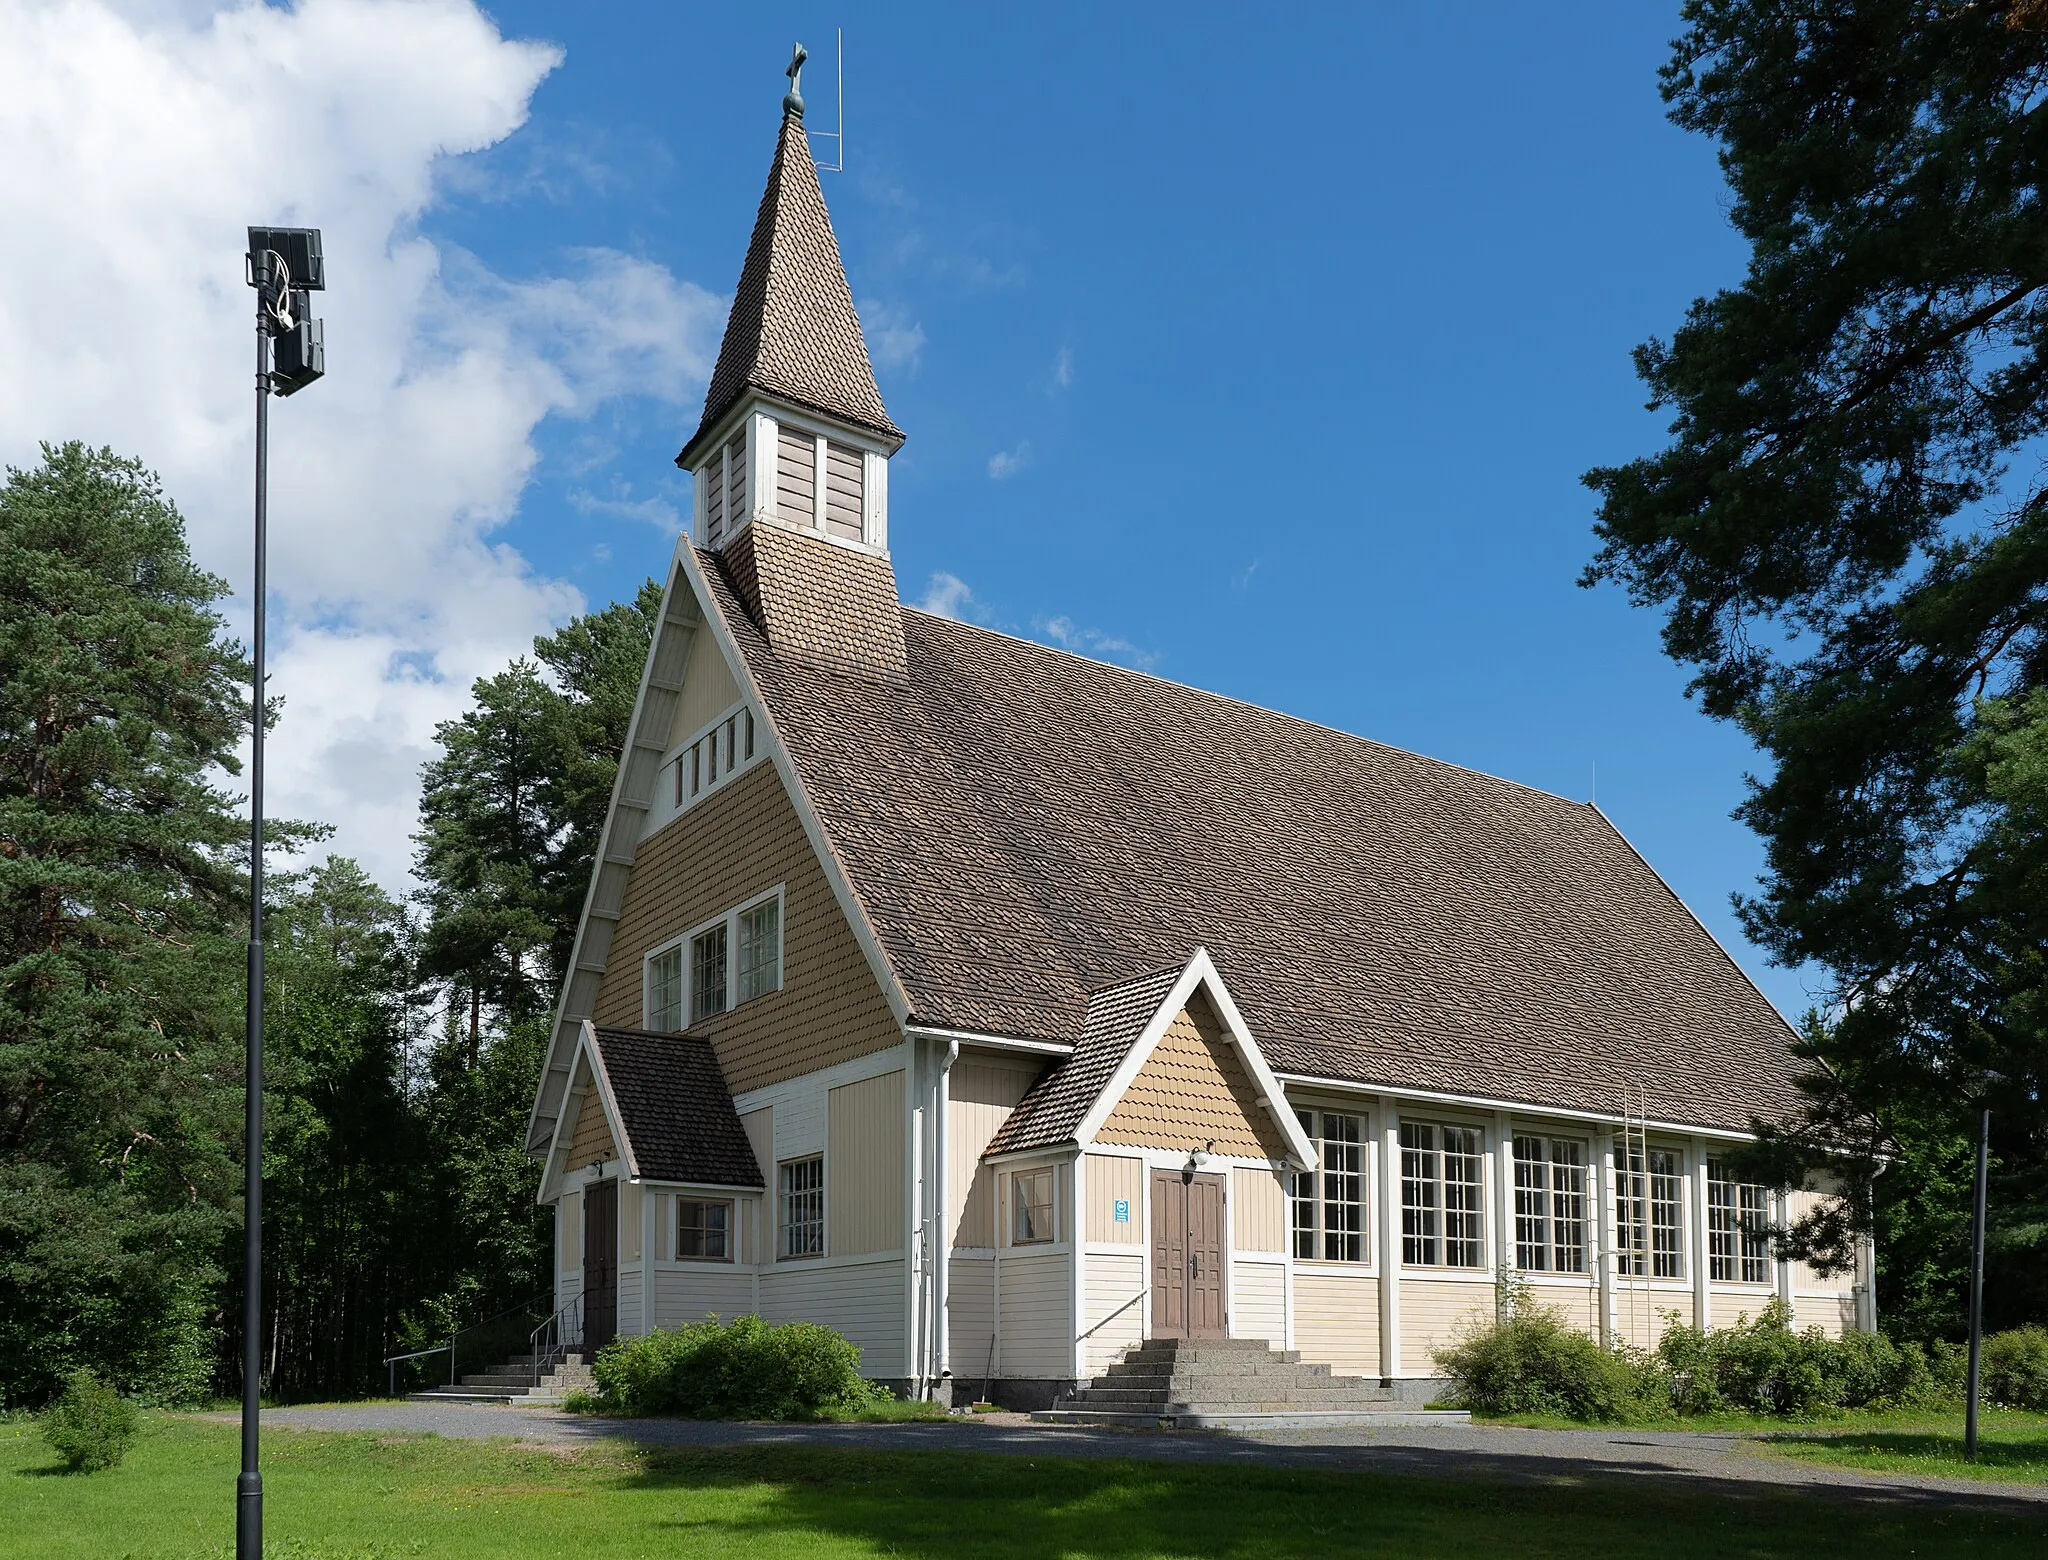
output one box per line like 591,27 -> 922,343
566,1066 -> 617,1169
590,760 -> 899,1095
1095,998 -> 1293,1161
719,523 -> 906,681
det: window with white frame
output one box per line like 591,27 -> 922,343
779,1156 -> 824,1258
1617,1146 -> 1685,1279
1292,1109 -> 1367,1261
1401,1121 -> 1484,1267
1012,1167 -> 1054,1244
674,705 -> 758,810
737,898 -> 780,1002
1512,1135 -> 1588,1274
646,945 -> 683,1032
642,889 -> 784,1032
677,1198 -> 732,1262
1707,1159 -> 1771,1283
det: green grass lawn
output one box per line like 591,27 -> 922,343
5,1415 -> 2048,1560
1753,1411 -> 2048,1487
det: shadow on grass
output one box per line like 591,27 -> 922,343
605,1442 -> 2048,1560
1762,1427 -> 2048,1477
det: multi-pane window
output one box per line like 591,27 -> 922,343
737,899 -> 781,1002
1617,1146 -> 1685,1279
1012,1167 -> 1054,1244
1401,1122 -> 1484,1267
779,1156 -> 824,1258
1707,1160 -> 1771,1283
645,891 -> 782,1031
677,1198 -> 732,1261
1292,1110 -> 1367,1261
1512,1136 -> 1588,1274
646,946 -> 683,1032
691,924 -> 728,1021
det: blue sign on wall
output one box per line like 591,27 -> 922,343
1113,1198 -> 1130,1223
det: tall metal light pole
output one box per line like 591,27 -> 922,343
239,228 -> 325,1560
1965,1106 -> 1990,1461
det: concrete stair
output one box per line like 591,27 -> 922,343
1034,1337 -> 1469,1430
406,1351 -> 594,1407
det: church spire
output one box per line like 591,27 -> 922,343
677,59 -> 901,471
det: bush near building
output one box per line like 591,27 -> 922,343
588,1315 -> 883,1420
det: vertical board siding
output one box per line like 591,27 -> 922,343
1232,1165 -> 1286,1253
668,628 -> 742,750
591,762 -> 900,1095
948,1255 -> 996,1387
1084,1154 -> 1145,1245
557,1190 -> 582,1274
776,425 -> 816,527
1095,999 -> 1291,1159
998,1250 -> 1072,1377
619,1182 -> 644,1264
759,1257 -> 905,1376
1231,1261 -> 1286,1345
1083,1251 -> 1146,1373
822,442 -> 864,539
947,1057 -> 1043,1246
652,1266 -> 754,1329
567,1072 -> 618,1170
828,1069 -> 906,1256
1399,1279 -> 1494,1373
1292,1271 -> 1380,1376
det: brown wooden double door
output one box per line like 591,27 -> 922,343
1150,1170 -> 1227,1339
583,1178 -> 618,1353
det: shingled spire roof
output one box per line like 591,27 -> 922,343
679,106 -> 902,468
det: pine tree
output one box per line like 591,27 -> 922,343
0,444 -> 249,1404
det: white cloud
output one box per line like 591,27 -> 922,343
0,0 -> 719,890
987,441 -> 1031,480
859,297 -> 925,371
1036,615 -> 1159,672
916,571 -> 979,621
1051,345 -> 1073,391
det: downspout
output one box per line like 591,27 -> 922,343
934,1040 -> 959,1393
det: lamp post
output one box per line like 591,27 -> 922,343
1965,1107 -> 1990,1461
238,227 -> 326,1560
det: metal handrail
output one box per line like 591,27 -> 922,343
529,1292 -> 584,1390
382,1289 -> 552,1397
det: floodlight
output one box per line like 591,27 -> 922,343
245,226 -> 325,291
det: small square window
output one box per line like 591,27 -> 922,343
692,924 -> 728,1021
677,1199 -> 732,1261
1012,1167 -> 1055,1244
737,898 -> 781,1003
646,946 -> 682,1031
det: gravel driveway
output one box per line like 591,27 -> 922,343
243,1401 -> 2047,1513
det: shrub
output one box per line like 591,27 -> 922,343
40,1371 -> 140,1472
1983,1326 -> 2048,1411
591,1315 -> 883,1420
1433,1301 -> 1651,1422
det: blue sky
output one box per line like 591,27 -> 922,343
438,3 -> 1810,1018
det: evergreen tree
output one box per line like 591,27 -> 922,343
1584,1 -> 2048,1329
0,444 -> 249,1404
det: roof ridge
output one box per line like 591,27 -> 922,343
899,603 -> 1596,814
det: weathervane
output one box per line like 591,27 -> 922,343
784,41 -> 808,118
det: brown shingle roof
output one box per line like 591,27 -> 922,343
700,553 -> 1808,1136
592,1027 -> 764,1188
679,110 -> 901,467
985,966 -> 1185,1156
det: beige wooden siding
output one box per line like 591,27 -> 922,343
948,1255 -> 995,1383
566,1069 -> 618,1170
776,424 -> 816,527
652,1266 -> 753,1329
822,441 -> 863,539
948,1056 -> 1043,1247
1084,1153 -> 1145,1244
828,1070 -> 906,1257
1611,1286 -> 1691,1349
557,1190 -> 582,1274
590,762 -> 900,1095
1232,1164 -> 1286,1253
1232,1260 -> 1286,1345
668,626 -> 742,750
620,1181 -> 644,1264
1783,1187 -> 1851,1294
650,1191 -> 671,1262
1084,1251 -> 1146,1372
740,1107 -> 772,1198
1794,1294 -> 1851,1337
1522,1278 -> 1600,1339
1709,1289 -> 1776,1330
759,1256 -> 905,1377
1095,996 -> 1291,1160
1403,1279 -> 1494,1372
703,448 -> 726,545
1293,1271 -> 1379,1376
999,1249 -> 1071,1376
